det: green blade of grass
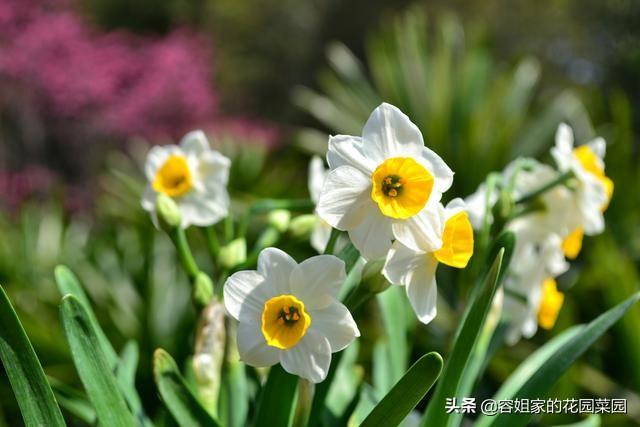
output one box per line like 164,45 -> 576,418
60,295 -> 136,427
362,352 -> 443,427
0,285 -> 66,427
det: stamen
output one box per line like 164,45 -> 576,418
382,174 -> 403,197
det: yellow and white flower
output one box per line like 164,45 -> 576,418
223,247 -> 359,383
382,199 -> 474,324
551,123 -> 613,236
506,161 -> 580,243
141,130 -> 231,229
317,103 -> 454,260
308,156 -> 347,253
503,236 -> 568,345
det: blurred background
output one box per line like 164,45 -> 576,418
0,0 -> 638,425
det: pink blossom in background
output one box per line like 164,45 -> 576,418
0,0 -> 217,140
0,166 -> 55,210
206,117 -> 282,149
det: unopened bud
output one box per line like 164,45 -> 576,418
288,214 -> 318,238
218,238 -> 247,269
156,194 -> 182,229
361,259 -> 391,294
267,209 -> 291,232
193,272 -> 214,308
193,300 -> 226,416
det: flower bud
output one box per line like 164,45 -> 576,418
361,259 -> 391,295
192,272 -> 214,308
267,209 -> 291,233
218,238 -> 247,269
288,214 -> 318,238
192,300 -> 226,416
156,193 -> 182,229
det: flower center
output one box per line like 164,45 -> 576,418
562,227 -> 584,260
153,155 -> 193,197
573,146 -> 613,209
371,157 -> 433,219
261,294 -> 311,350
434,211 -> 474,268
537,278 -> 564,330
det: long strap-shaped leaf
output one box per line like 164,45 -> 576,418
153,349 -> 220,427
421,247 -> 506,427
55,265 -> 151,426
0,285 -> 66,427
361,352 -> 443,427
254,364 -> 299,427
55,266 -> 118,364
475,291 -> 640,427
60,295 -> 137,427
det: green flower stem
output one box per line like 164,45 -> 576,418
224,216 -> 235,242
323,228 -> 341,255
292,379 -> 315,427
204,226 -> 220,260
515,170 -> 574,204
169,227 -> 199,281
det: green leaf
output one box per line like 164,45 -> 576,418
0,285 -> 66,427
60,295 -> 137,427
421,248 -> 506,427
476,292 -> 640,427
254,364 -> 299,427
362,352 -> 443,427
54,265 -> 118,365
551,415 -> 601,427
55,266 -> 151,426
153,349 -> 220,427
49,377 -> 96,424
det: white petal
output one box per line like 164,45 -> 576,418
290,255 -> 346,309
308,156 -> 328,203
404,254 -> 439,324
588,137 -> 606,159
141,185 -> 156,211
316,165 -> 371,229
257,248 -> 298,295
392,203 -> 444,253
310,220 -> 332,253
382,241 -> 429,286
200,150 -> 231,188
419,146 -> 454,193
348,209 -> 393,261
444,198 -> 467,215
362,103 -> 425,159
556,123 -> 575,152
237,322 -> 279,367
223,271 -> 271,322
327,135 -> 377,174
280,330 -> 332,383
308,301 -> 359,352
180,130 -> 210,156
551,123 -> 574,171
179,190 -> 228,228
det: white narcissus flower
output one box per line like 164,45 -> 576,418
503,235 -> 568,345
141,130 -> 231,229
506,162 -> 580,243
316,103 -> 454,260
308,156 -> 347,253
223,248 -> 359,383
382,199 -> 474,324
551,123 -> 613,237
